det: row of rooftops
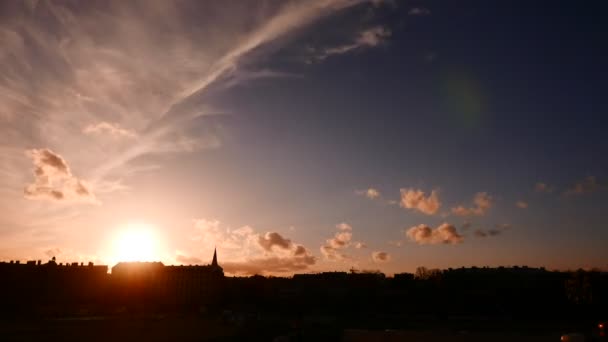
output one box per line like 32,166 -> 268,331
1,260 -> 98,267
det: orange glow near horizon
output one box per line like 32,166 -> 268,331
110,223 -> 162,264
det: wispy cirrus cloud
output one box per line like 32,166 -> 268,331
312,25 -> 391,61
0,0 -> 366,191
83,122 -> 137,139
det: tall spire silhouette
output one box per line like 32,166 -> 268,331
211,247 -> 218,267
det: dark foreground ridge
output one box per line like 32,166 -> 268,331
1,253 -> 607,341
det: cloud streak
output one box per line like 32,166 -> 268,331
83,122 -> 137,139
313,26 -> 391,61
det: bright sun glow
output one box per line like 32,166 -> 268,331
112,223 -> 160,262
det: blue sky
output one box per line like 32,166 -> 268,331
0,0 -> 606,275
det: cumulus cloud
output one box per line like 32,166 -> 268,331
516,200 -> 528,209
314,26 -> 391,61
535,182 -> 554,193
451,192 -> 492,216
372,251 -> 390,263
234,231 -> 315,275
408,7 -> 431,16
400,188 -> 441,215
258,232 -> 293,251
189,219 -> 315,275
320,222 -> 356,260
564,176 -> 601,196
336,222 -> 352,231
405,223 -> 463,245
328,231 -> 352,249
24,148 -> 97,204
83,122 -> 137,138
356,187 -> 381,199
191,219 -> 250,249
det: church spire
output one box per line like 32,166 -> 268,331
211,247 -> 218,267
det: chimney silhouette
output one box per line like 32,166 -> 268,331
211,247 -> 218,267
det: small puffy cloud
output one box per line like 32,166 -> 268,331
400,188 -> 441,215
564,176 -> 601,196
328,231 -> 352,249
336,222 -> 352,231
372,251 -> 391,263
405,223 -> 463,245
258,232 -> 292,251
320,245 -> 348,260
321,222 -> 356,260
354,242 -> 367,249
356,188 -> 381,199
535,182 -> 554,193
192,219 -> 252,249
451,192 -> 492,216
83,122 -> 137,138
516,201 -> 528,209
408,7 -> 431,16
314,26 -> 391,61
24,149 -> 97,204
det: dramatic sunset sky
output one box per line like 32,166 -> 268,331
1,0 -> 606,275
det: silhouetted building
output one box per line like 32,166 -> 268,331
111,250 -> 224,308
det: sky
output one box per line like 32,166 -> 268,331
1,0 -> 607,276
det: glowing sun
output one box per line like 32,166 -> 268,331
112,223 -> 160,262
